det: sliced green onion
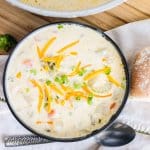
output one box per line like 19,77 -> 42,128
46,80 -> 51,86
104,66 -> 111,75
57,24 -> 64,29
76,96 -> 81,101
87,93 -> 93,105
30,69 -> 37,75
73,82 -> 82,89
55,75 -> 68,85
78,68 -> 87,76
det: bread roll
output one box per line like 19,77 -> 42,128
131,47 -> 150,98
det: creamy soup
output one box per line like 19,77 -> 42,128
6,23 -> 126,138
21,0 -> 111,11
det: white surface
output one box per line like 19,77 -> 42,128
6,0 -> 124,18
0,19 -> 150,149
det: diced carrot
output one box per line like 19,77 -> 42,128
110,102 -> 116,110
22,59 -> 33,67
48,109 -> 55,116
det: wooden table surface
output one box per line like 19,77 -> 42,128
0,0 -> 150,42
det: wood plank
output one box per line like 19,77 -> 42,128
126,0 -> 150,15
0,0 -> 149,41
107,3 -> 149,23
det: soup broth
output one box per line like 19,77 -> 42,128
21,0 -> 111,11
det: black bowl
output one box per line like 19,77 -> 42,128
3,22 -> 129,142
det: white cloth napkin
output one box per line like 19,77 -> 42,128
0,19 -> 150,150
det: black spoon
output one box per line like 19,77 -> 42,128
95,122 -> 136,147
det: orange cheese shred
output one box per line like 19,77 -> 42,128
82,85 -> 112,98
83,68 -> 106,81
107,75 -> 121,87
57,40 -> 79,53
42,55 -> 58,62
47,121 -> 53,125
50,84 -> 64,96
66,91 -> 87,100
30,79 -> 44,113
67,61 -> 81,77
81,64 -> 92,69
16,72 -> 22,79
36,121 -> 42,124
61,85 -> 73,92
37,37 -> 56,58
70,51 -> 78,56
55,55 -> 65,69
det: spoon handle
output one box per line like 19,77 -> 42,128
4,135 -> 53,147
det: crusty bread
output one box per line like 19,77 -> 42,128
131,47 -> 150,98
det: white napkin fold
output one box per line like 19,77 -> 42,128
0,19 -> 150,150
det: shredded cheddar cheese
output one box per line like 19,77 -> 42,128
57,40 -> 79,53
36,121 -> 42,124
43,55 -> 65,70
50,84 -> 64,96
68,61 -> 81,77
107,75 -> 121,87
82,85 -> 112,98
30,79 -> 44,113
84,67 -> 109,81
70,51 -> 78,56
55,55 -> 65,69
47,121 -> 53,125
43,64 -> 49,72
60,100 -> 65,106
16,72 -> 22,79
37,37 -> 56,58
66,91 -> 87,100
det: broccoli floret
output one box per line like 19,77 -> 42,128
0,34 -> 17,52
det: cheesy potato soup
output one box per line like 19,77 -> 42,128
21,0 -> 111,11
5,23 -> 126,138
